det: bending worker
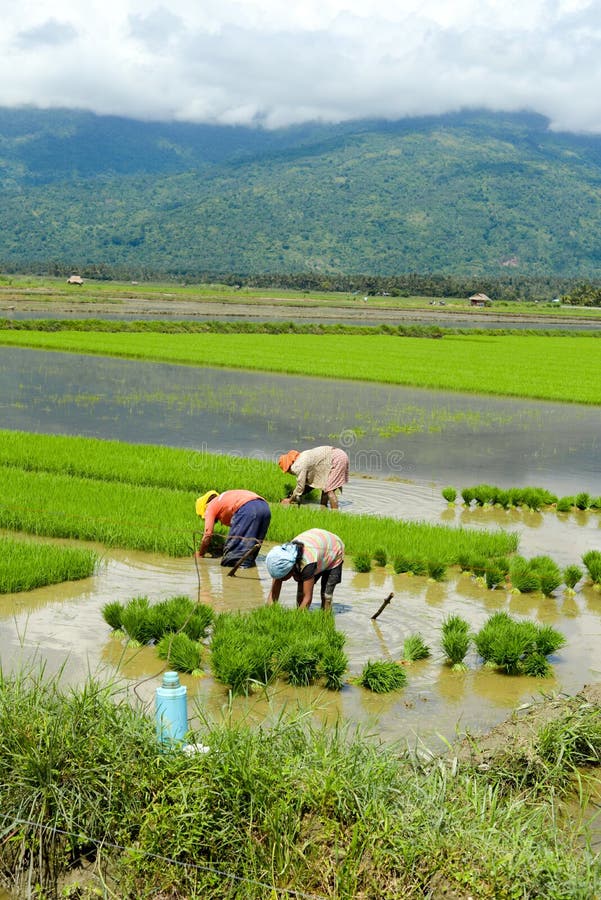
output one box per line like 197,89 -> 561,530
278,445 -> 349,509
196,489 -> 271,568
265,528 -> 345,611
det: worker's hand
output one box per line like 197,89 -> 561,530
280,497 -> 292,505
194,551 -> 205,558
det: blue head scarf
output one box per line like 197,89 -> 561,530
266,543 -> 298,578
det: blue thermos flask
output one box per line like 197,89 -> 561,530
155,671 -> 188,745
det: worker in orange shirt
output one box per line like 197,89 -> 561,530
195,489 -> 271,568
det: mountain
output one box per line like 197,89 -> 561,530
1,106 -> 601,278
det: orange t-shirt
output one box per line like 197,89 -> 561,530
204,490 -> 264,531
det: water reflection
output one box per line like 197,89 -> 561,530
1,346 -> 600,494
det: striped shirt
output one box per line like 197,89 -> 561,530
294,528 -> 345,575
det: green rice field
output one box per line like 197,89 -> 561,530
0,536 -> 98,593
0,432 -> 518,562
1,329 -> 600,402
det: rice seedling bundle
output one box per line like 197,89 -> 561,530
485,564 -> 506,590
210,606 -> 348,694
563,564 -> 582,590
353,552 -> 372,573
402,634 -> 431,662
441,615 -> 471,670
509,557 -> 542,593
358,660 -> 407,693
529,556 -> 562,597
427,560 -> 447,581
474,613 -> 565,676
556,496 -> 575,512
575,492 -> 591,510
472,484 -> 498,506
583,550 -> 601,586
156,632 -> 203,675
0,536 -> 97,593
120,596 -> 155,646
441,487 -> 457,503
373,547 -> 388,567
102,600 -> 124,631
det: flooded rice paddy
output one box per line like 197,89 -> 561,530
1,346 -> 600,751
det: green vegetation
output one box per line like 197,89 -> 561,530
210,605 -> 347,694
3,108 -> 601,278
509,555 -> 563,596
0,536 -> 98,593
441,615 -> 471,671
3,668 -> 601,899
583,550 -> 601,587
563,564 -> 583,591
103,595 -> 213,651
0,432 -> 519,564
357,660 -> 408,693
473,612 -> 566,676
2,329 -> 601,403
402,634 -> 431,662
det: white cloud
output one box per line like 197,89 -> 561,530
1,0 -> 600,131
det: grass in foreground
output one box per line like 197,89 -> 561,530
1,329 -> 601,402
0,536 -> 98,593
1,668 -> 600,899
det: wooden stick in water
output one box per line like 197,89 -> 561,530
371,592 -> 394,621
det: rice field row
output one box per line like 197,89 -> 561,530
0,429 -> 290,501
1,330 -> 601,403
0,536 -> 98,594
0,463 -> 518,562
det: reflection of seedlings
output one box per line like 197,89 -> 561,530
563,564 -> 582,592
358,660 -> 407,693
353,552 -> 372,573
441,615 -> 470,671
402,634 -> 431,662
157,633 -> 203,675
441,487 -> 457,504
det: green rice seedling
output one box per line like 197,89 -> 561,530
442,486 -> 457,503
485,564 -> 505,590
441,615 -> 470,671
456,553 -> 473,572
590,496 -> 601,509
469,556 -> 488,577
358,660 -> 407,693
102,601 -> 124,631
319,647 -> 348,690
153,595 -> 213,642
509,557 -> 541,594
563,564 -> 582,590
409,556 -> 428,576
583,550 -> 601,586
402,634 -> 431,662
0,536 -> 98,594
530,556 -> 562,597
507,487 -> 524,508
540,488 -> 558,506
534,625 -> 566,657
472,484 -> 497,506
157,633 -> 203,675
473,612 -> 513,665
495,488 -> 511,509
461,488 -> 474,506
575,492 -> 591,510
120,596 -> 154,645
521,487 -> 544,511
353,552 -> 372,573
373,547 -> 388,567
488,624 -> 535,675
556,496 -> 574,512
427,560 -> 447,581
393,554 -> 412,574
521,651 -> 552,678
279,641 -> 322,687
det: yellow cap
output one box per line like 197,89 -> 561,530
195,490 -> 218,518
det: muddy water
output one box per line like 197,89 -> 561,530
2,475 -> 600,752
2,347 -> 600,494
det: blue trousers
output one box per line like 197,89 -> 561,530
221,499 -> 271,567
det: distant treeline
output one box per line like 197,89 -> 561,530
0,260 -> 590,302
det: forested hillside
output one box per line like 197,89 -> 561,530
1,107 -> 601,278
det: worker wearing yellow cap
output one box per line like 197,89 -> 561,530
195,489 -> 271,568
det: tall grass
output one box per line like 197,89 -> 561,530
0,536 -> 97,593
2,669 -> 600,899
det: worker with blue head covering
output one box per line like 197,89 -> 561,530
266,528 -> 345,611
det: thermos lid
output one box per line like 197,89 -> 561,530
162,671 -> 181,688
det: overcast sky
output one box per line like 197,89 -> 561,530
2,0 -> 600,133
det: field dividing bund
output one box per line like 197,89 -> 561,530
1,329 -> 601,403
0,432 -> 518,563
